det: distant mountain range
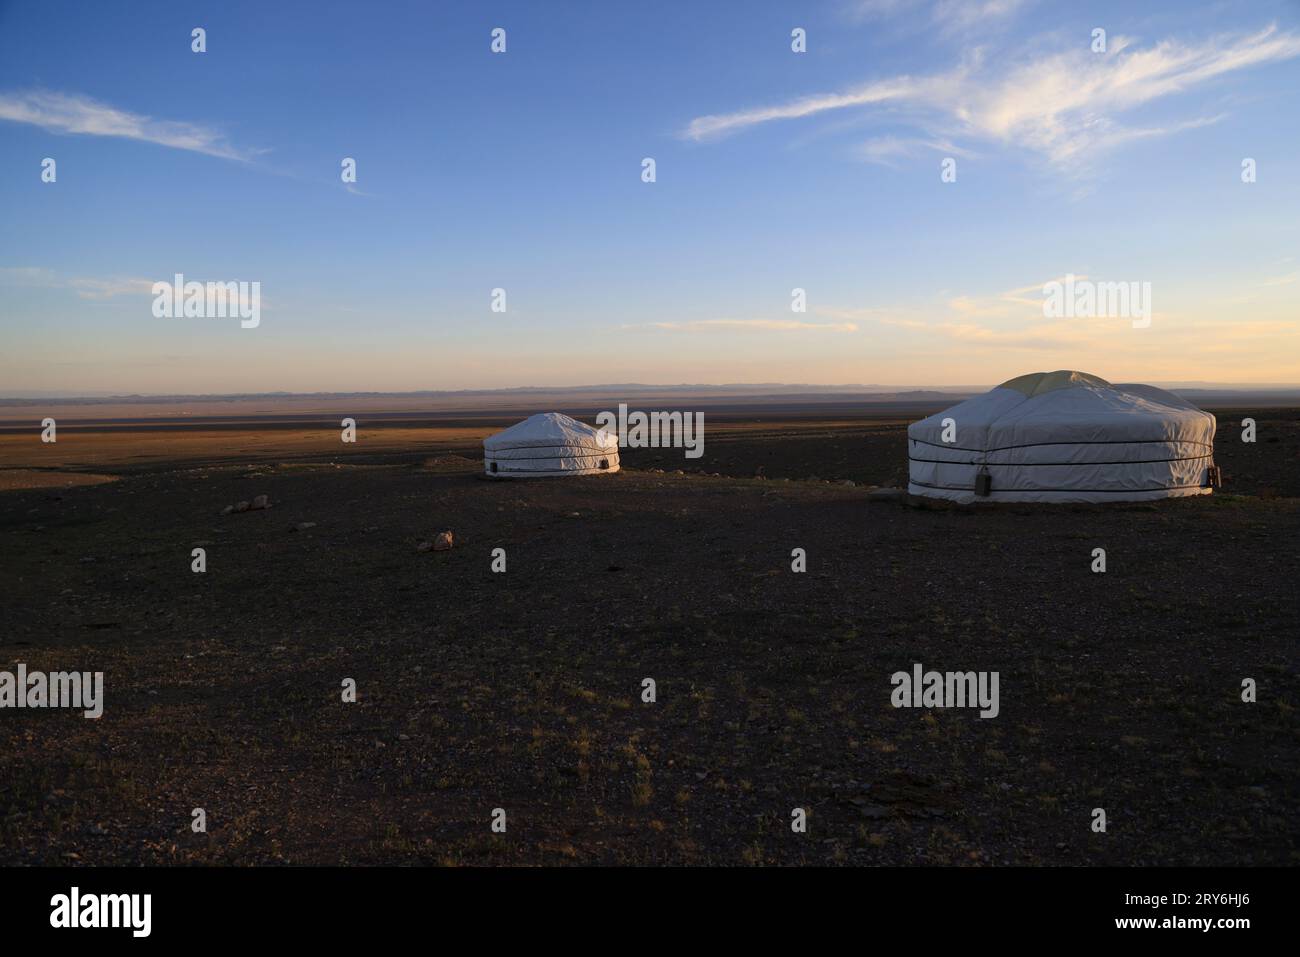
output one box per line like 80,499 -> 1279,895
6,381 -> 1300,403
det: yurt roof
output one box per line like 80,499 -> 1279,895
908,372 -> 1213,445
483,412 -> 618,451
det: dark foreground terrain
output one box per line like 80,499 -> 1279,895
1,410 -> 1297,865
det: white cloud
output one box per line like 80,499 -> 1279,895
683,24 -> 1300,170
0,89 -> 260,161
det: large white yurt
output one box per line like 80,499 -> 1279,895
483,412 -> 620,478
907,371 -> 1217,504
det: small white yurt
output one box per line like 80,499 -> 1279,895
907,371 -> 1217,504
483,412 -> 620,478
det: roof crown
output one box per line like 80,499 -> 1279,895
997,370 -> 1110,397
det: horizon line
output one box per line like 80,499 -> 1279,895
7,379 -> 1300,404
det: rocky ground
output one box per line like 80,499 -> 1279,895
0,410 -> 1296,865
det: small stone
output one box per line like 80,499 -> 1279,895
221,505 -> 234,515
293,522 -> 317,532
234,501 -> 250,513
432,531 -> 454,551
416,541 -> 434,553
250,494 -> 270,510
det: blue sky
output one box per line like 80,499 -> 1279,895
2,0 -> 1299,394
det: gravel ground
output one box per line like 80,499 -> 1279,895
1,411 -> 1296,865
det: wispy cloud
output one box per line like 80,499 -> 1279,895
816,274 -> 1085,346
857,135 -> 977,166
3,267 -> 152,300
935,320 -> 1085,350
0,89 -> 261,161
68,277 -> 157,300
0,266 -> 59,287
815,274 -> 1300,370
683,24 -> 1300,171
683,66 -> 972,141
818,276 -> 1071,329
931,0 -> 1029,32
843,0 -> 924,23
845,0 -> 1029,29
637,318 -> 860,333
946,275 -> 1080,319
815,306 -> 930,328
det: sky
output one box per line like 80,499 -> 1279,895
1,0 -> 1299,395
